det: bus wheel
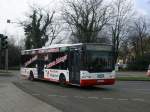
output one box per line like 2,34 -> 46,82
59,74 -> 67,86
28,71 -> 34,81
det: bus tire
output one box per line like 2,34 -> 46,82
28,71 -> 34,81
59,74 -> 67,86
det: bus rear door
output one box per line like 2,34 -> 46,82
37,60 -> 44,79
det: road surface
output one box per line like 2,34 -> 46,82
14,71 -> 150,112
1,71 -> 150,112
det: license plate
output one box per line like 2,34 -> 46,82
97,74 -> 104,78
97,80 -> 104,83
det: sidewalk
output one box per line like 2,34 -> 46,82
0,83 -> 62,112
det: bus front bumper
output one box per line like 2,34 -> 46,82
80,79 -> 116,87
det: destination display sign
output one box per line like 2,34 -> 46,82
86,44 -> 112,51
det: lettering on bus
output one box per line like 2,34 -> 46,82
38,49 -> 45,54
25,55 -> 38,67
47,55 -> 67,68
47,48 -> 59,53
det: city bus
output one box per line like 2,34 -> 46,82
21,43 -> 116,86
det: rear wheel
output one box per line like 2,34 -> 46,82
28,71 -> 34,81
59,74 -> 67,86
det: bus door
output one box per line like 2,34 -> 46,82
37,60 -> 44,79
69,50 -> 80,84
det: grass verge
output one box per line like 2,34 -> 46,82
117,76 -> 150,81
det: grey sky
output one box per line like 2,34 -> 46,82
135,0 -> 150,16
0,0 -> 149,42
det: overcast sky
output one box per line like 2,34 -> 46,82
0,0 -> 150,43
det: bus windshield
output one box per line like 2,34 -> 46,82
83,51 -> 114,72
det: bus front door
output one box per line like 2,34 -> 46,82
69,51 -> 80,85
37,60 -> 44,79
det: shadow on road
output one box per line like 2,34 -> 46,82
25,79 -> 116,92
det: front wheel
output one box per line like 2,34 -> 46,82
28,71 -> 34,81
59,74 -> 67,86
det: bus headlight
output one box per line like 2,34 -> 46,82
110,71 -> 116,78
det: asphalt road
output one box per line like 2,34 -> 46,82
1,71 -> 150,112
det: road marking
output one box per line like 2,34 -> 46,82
59,95 -> 68,98
46,94 -> 146,103
132,98 -> 145,102
32,93 -> 40,96
48,94 -> 58,97
74,96 -> 85,99
118,98 -> 129,101
88,97 -> 99,99
102,97 -> 114,100
135,89 -> 150,91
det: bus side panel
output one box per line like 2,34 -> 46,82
44,69 -> 69,82
20,67 -> 38,79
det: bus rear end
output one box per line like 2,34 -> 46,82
80,44 -> 116,86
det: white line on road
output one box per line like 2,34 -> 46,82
102,97 -> 114,100
32,93 -> 40,96
74,96 -> 85,99
132,98 -> 145,102
48,94 -> 58,97
118,98 -> 129,101
59,95 -> 68,98
135,89 -> 150,91
87,97 -> 99,99
46,94 -> 146,103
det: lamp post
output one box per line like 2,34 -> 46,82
5,19 -> 20,71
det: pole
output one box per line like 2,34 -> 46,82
0,38 -> 1,69
0,51 -> 1,69
5,49 -> 8,71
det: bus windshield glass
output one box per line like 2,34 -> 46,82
83,51 -> 113,72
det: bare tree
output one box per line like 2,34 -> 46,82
47,22 -> 64,45
110,0 -> 134,63
133,17 -> 147,56
128,32 -> 139,56
63,0 -> 112,43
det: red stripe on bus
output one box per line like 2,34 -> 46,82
80,79 -> 116,86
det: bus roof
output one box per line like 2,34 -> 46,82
23,43 -> 83,52
21,43 -> 112,55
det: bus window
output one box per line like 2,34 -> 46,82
47,52 -> 68,70
83,51 -> 113,72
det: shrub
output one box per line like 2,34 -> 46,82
127,54 -> 150,71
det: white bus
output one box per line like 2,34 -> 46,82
21,43 -> 116,86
